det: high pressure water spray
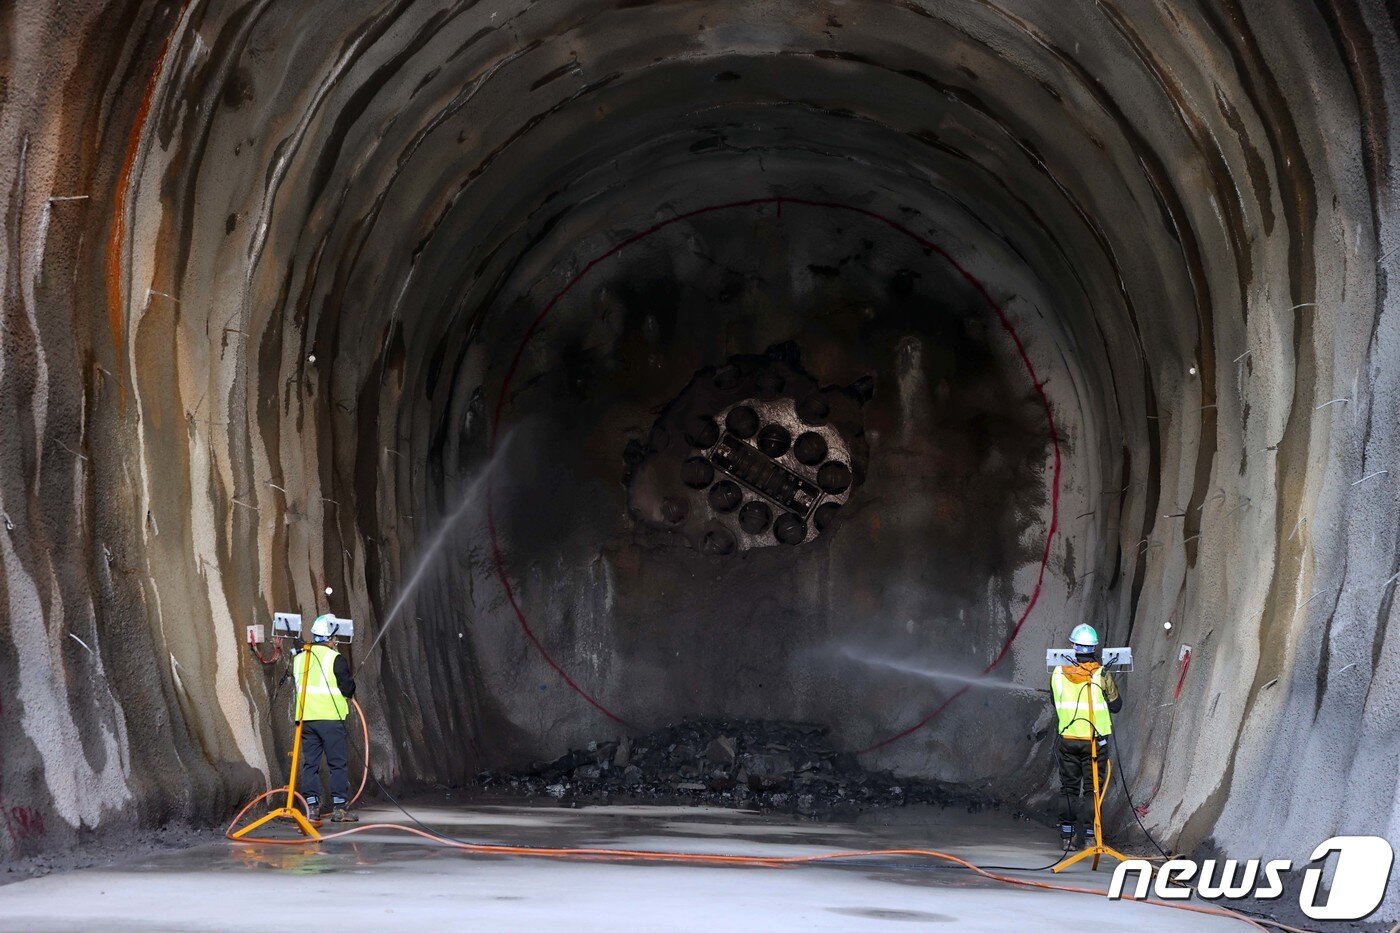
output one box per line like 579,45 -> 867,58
355,435 -> 512,675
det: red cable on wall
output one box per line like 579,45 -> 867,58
1174,646 -> 1192,702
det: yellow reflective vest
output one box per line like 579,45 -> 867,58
292,644 -> 349,722
1051,664 -> 1113,740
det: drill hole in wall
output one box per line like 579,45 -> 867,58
754,368 -> 785,397
681,457 -> 715,488
793,431 -> 828,466
773,513 -> 807,545
756,424 -> 791,458
685,416 -> 720,449
797,393 -> 830,425
703,526 -> 736,555
708,480 -> 743,513
817,461 -> 852,494
662,496 -> 689,523
738,500 -> 773,533
725,405 -> 760,439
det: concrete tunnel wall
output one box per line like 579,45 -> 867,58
2,0 -> 1399,907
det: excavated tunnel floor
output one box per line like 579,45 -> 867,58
0,802 -> 1241,932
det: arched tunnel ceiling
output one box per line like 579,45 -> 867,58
2,0 -> 1399,909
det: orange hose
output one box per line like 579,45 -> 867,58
225,810 -> 1263,929
349,698 -> 368,807
226,787 -> 311,830
1098,760 -> 1112,807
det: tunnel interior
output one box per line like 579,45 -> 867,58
3,0 -> 1400,910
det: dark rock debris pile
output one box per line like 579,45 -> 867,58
479,719 -> 1001,819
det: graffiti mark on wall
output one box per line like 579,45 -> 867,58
3,804 -> 45,843
0,696 -> 47,844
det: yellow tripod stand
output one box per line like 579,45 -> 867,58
1053,676 -> 1128,872
230,641 -> 321,840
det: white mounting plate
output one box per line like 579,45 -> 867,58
322,616 -> 353,639
272,612 -> 354,639
273,612 -> 302,636
1046,647 -> 1132,671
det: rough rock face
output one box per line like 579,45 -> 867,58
1,0 -> 1398,914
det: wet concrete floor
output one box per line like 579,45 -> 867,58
0,801 -> 1242,931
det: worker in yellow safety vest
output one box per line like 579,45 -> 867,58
292,614 -> 358,823
1050,623 -> 1121,851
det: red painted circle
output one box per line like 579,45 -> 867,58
486,197 -> 1062,748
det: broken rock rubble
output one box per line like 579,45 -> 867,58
479,719 -> 1000,818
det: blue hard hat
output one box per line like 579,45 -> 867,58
1069,623 -> 1099,652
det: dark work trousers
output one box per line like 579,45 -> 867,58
299,720 -> 349,809
1057,737 -> 1109,825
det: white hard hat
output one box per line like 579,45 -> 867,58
1069,623 -> 1099,652
310,614 -> 338,640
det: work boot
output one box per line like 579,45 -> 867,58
301,797 -> 322,823
330,806 -> 359,823
1082,823 -> 1096,847
1059,823 -> 1076,851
